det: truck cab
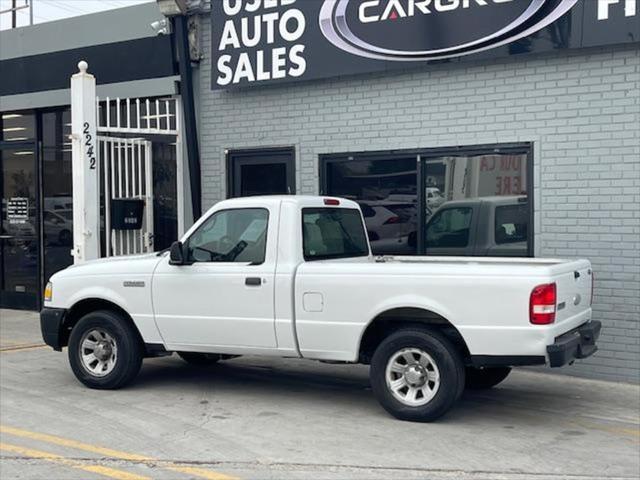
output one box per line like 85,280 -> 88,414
425,195 -> 529,256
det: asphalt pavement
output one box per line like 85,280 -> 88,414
0,309 -> 639,480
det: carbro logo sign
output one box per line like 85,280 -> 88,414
210,0 -> 639,89
319,0 -> 578,60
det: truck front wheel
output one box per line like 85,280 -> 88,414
370,328 -> 465,422
68,310 -> 143,389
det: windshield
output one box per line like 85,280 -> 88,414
302,208 -> 369,261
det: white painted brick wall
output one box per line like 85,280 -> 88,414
196,18 -> 640,383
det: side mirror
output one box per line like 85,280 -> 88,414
169,241 -> 187,265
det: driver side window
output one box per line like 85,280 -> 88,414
426,207 -> 472,248
186,208 -> 269,263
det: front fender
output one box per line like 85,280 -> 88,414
65,286 -> 131,313
52,275 -> 163,345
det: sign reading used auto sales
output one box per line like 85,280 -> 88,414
211,0 -> 639,89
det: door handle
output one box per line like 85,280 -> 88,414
245,277 -> 262,286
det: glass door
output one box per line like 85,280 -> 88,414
1,146 -> 39,310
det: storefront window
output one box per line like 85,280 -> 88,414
325,157 -> 417,255
1,112 -> 36,143
0,146 -> 38,309
423,151 -> 529,256
152,141 -> 178,251
322,145 -> 532,257
42,109 -> 74,283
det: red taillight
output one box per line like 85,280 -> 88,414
530,283 -> 556,325
324,198 -> 340,206
383,216 -> 400,225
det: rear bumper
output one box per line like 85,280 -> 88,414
469,320 -> 602,368
547,320 -> 601,368
40,307 -> 67,351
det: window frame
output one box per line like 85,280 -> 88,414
226,146 -> 296,198
301,207 -> 370,262
184,207 -> 270,265
319,142 -> 534,257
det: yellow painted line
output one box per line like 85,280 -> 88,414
0,442 -> 150,480
0,342 -> 46,349
165,465 -> 238,480
82,466 -> 151,480
569,419 -> 640,439
0,425 -> 239,480
0,425 -> 149,461
0,344 -> 49,353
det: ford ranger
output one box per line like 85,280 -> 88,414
40,196 -> 601,422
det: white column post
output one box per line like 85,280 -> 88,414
70,61 -> 100,263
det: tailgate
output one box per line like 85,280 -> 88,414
553,263 -> 593,324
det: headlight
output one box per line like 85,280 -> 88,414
44,282 -> 53,302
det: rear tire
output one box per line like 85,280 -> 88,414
68,310 -> 143,389
370,328 -> 465,422
465,367 -> 511,390
177,352 -> 221,366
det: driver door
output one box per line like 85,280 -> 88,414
152,206 -> 278,349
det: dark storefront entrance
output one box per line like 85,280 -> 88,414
227,148 -> 295,197
1,110 -> 74,310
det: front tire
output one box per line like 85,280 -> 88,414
370,328 -> 464,422
68,310 -> 143,389
465,367 -> 511,390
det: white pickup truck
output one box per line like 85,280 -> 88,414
41,196 -> 601,422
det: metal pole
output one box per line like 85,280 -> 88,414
29,0 -> 33,25
11,0 -> 17,28
174,15 -> 202,221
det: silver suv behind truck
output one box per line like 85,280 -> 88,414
425,195 -> 529,257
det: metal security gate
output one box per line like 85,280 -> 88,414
99,136 -> 153,256
97,96 -> 181,257
71,62 -> 182,263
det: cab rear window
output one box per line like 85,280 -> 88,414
302,208 -> 369,261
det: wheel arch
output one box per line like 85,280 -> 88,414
61,298 -> 143,349
358,307 -> 471,365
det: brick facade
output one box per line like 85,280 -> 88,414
196,17 -> 640,383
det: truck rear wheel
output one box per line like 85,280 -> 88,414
465,367 -> 511,389
68,310 -> 143,389
370,328 -> 464,422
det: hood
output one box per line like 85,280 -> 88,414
52,252 -> 165,280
